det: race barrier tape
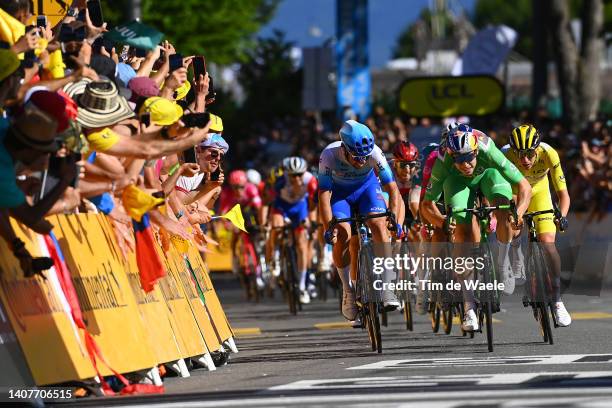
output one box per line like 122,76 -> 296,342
0,214 -> 234,386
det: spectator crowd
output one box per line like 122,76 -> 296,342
0,0 -> 229,279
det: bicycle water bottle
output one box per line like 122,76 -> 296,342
359,225 -> 369,243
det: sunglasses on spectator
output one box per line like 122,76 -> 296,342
231,184 -> 246,190
395,161 -> 419,170
202,149 -> 224,160
518,149 -> 537,159
451,151 -> 477,164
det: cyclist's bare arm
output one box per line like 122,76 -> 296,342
383,181 -> 400,219
318,190 -> 333,231
421,199 -> 445,229
514,178 -> 532,220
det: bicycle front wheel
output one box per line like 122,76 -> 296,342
359,244 -> 382,353
529,243 -> 554,344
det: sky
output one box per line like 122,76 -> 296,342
259,0 -> 476,68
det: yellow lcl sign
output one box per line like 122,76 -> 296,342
398,75 -> 504,117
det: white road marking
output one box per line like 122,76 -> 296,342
269,371 -> 612,390
348,354 -> 612,370
101,387 -> 612,408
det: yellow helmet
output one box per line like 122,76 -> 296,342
510,124 -> 541,151
268,165 -> 284,184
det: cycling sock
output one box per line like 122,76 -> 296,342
337,265 -> 351,292
498,242 -> 511,275
299,270 -> 308,291
510,237 -> 524,261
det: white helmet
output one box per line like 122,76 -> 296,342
246,169 -> 261,185
282,156 -> 307,175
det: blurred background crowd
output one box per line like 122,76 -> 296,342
0,0 -> 609,278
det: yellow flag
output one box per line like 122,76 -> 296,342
0,8 -> 25,47
220,204 -> 247,233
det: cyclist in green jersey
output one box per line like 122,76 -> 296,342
421,124 -> 532,331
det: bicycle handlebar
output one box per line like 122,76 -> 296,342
326,211 -> 397,235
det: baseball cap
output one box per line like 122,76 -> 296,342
209,114 -> 223,132
26,90 -> 70,132
198,133 -> 229,154
139,97 -> 183,126
128,76 -> 160,102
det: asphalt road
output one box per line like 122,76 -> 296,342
62,271 -> 612,408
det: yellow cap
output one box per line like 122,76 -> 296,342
86,127 -> 120,152
174,80 -> 191,100
139,97 -> 183,126
122,185 -> 165,222
209,113 -> 223,132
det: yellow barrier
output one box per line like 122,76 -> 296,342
0,214 -> 234,386
205,224 -> 233,272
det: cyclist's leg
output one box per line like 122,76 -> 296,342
268,207 -> 285,277
480,168 -> 515,292
443,175 -> 479,318
287,198 -> 310,294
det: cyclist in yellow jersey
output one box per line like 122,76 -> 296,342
501,124 -> 572,327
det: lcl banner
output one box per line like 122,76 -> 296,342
397,75 -> 504,118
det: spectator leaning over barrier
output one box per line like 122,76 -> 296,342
171,133 -> 228,225
0,91 -> 77,278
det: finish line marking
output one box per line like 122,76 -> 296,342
348,354 -> 612,370
269,372 -> 612,391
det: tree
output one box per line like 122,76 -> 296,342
102,0 -> 279,64
392,8 -> 455,60
549,0 -> 604,133
237,30 -> 302,125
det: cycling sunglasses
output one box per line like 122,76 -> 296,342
451,151 -> 477,164
395,161 -> 419,170
289,172 -> 305,178
347,151 -> 370,163
231,184 -> 246,190
518,149 -> 537,159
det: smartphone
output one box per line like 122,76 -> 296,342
169,53 -> 183,72
77,9 -> 86,22
182,112 -> 210,128
59,24 -> 74,42
192,56 -> 206,80
183,147 -> 197,164
206,76 -> 216,102
74,26 -> 86,41
210,165 -> 222,181
140,112 -> 151,127
36,15 -> 47,28
92,36 -> 113,54
87,0 -> 104,27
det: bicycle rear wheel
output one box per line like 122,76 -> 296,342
430,302 -> 441,333
442,305 -> 453,335
403,293 -> 413,331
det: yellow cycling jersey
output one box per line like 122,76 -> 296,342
501,142 -> 567,192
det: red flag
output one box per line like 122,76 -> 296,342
133,213 -> 165,292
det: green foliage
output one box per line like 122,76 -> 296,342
392,8 -> 454,59
101,0 -> 279,64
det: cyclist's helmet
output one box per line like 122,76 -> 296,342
282,156 -> 307,175
339,119 -> 375,157
447,123 -> 478,154
392,141 -> 419,162
246,169 -> 262,185
510,124 -> 541,151
442,121 -> 460,141
229,170 -> 247,186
